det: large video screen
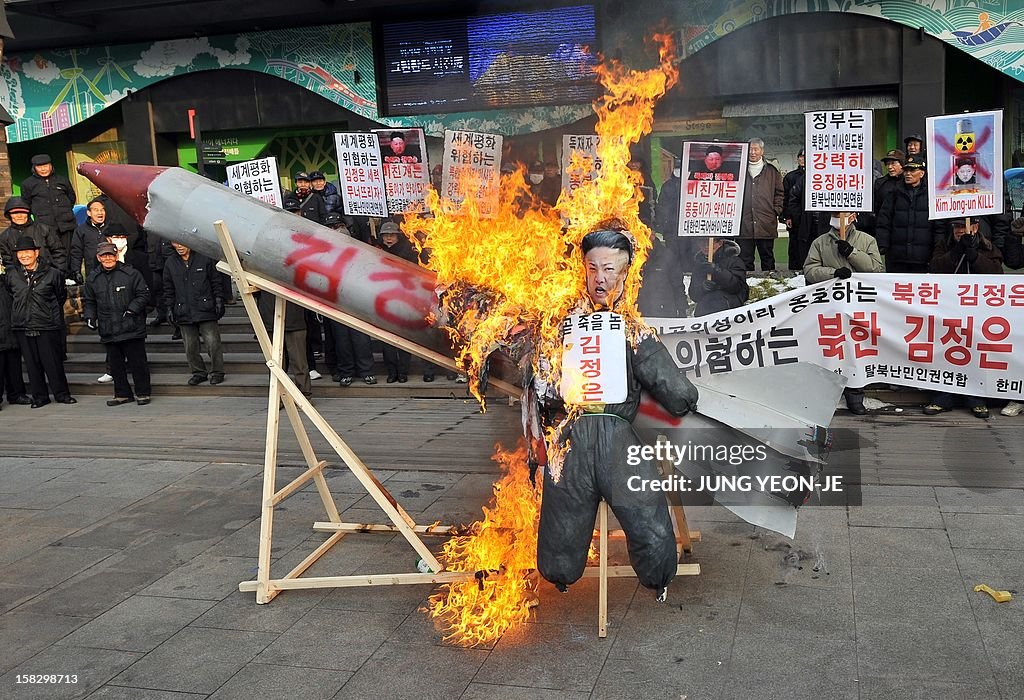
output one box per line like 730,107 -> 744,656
377,5 -> 599,116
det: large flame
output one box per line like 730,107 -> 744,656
409,35 -> 679,647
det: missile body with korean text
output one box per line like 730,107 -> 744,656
77,162 -> 450,355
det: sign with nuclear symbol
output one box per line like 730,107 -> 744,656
926,109 -> 1003,220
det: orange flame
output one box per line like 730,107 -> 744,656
410,34 -> 679,647
425,442 -> 540,647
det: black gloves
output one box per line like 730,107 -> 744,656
834,267 -> 852,279
836,239 -> 854,258
693,251 -> 708,266
214,297 -> 225,319
697,261 -> 715,276
955,234 -> 979,262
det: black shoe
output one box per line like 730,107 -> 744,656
136,396 -> 151,406
387,374 -> 398,384
423,373 -> 435,383
188,375 -> 208,386
149,316 -> 166,327
10,396 -> 32,406
171,328 -> 182,340
339,376 -> 353,387
846,400 -> 867,416
56,397 -> 77,405
331,371 -> 342,383
363,375 -> 377,385
106,397 -> 133,406
398,375 -> 408,383
31,399 -> 51,409
209,375 -> 225,385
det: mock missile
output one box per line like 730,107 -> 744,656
77,162 -> 451,356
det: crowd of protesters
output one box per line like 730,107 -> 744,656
2,140 -> 1021,418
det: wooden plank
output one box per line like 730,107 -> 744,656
239,570 -> 477,591
598,501 -> 608,639
269,460 -> 329,507
313,521 -> 464,535
582,564 -> 700,578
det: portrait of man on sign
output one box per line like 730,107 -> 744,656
380,131 -> 422,164
688,144 -> 739,182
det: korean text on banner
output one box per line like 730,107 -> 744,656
649,274 -> 1024,401
373,128 -> 430,215
335,132 -> 388,218
562,134 -> 602,196
559,312 -> 628,404
804,110 -> 873,213
226,157 -> 282,208
926,110 -> 1003,220
678,141 -> 748,237
441,129 -> 502,219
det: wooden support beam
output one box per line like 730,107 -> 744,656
240,570 -> 478,592
313,521 -> 464,535
268,460 -> 328,507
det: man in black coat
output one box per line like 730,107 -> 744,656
82,241 -> 152,406
292,172 -> 327,224
20,154 -> 77,252
2,237 -> 75,408
0,272 -> 32,407
68,198 -> 123,282
688,239 -> 749,317
875,158 -> 941,273
0,197 -> 66,272
163,242 -> 226,385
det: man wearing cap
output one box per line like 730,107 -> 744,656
83,241 -> 152,406
857,149 -> 905,236
0,264 -> 32,408
310,171 -> 341,216
163,242 -> 226,386
20,154 -> 78,253
290,172 -> 327,225
376,221 -> 418,382
903,134 -> 924,159
2,237 -> 75,408
0,197 -> 66,272
875,157 -> 938,273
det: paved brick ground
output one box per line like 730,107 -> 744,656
1,396 -> 1022,699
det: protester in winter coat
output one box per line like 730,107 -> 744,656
82,241 -> 152,406
782,150 -> 806,269
688,239 -> 748,317
874,158 -> 940,273
803,213 -> 883,415
163,242 -> 225,385
290,172 -> 327,224
68,198 -> 124,281
256,291 -> 310,397
0,197 -> 66,272
738,138 -> 784,271
375,221 -> 419,382
0,273 -> 31,407
20,154 -> 77,249
923,218 -> 1003,419
2,237 -> 75,408
310,172 -> 342,215
637,235 -> 688,318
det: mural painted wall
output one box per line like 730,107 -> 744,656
2,2 -> 1024,144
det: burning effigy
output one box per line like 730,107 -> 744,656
406,35 -> 687,647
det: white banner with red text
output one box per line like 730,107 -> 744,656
650,274 -> 1024,400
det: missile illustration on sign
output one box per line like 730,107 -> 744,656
78,163 -> 845,538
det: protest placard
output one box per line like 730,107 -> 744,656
559,312 -> 628,404
804,110 -> 872,212
441,129 -> 502,218
926,110 -> 1003,220
334,132 -> 388,217
226,157 -> 282,207
678,141 -> 747,237
561,134 -> 603,196
648,274 -> 1024,400
374,128 -> 430,215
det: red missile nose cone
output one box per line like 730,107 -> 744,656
77,162 -> 168,227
